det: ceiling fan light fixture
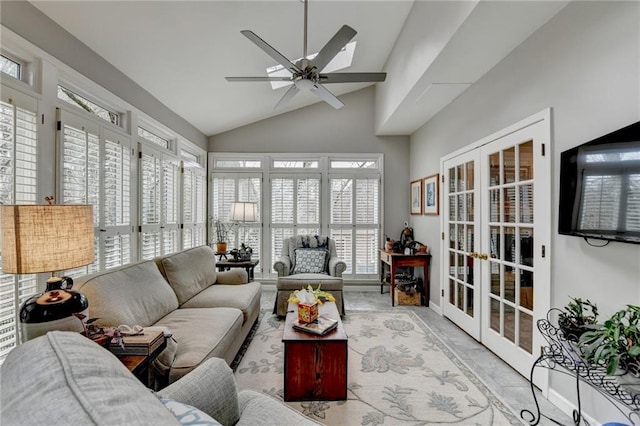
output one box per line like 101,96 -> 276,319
294,78 -> 315,91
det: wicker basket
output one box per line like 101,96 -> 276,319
395,288 -> 421,306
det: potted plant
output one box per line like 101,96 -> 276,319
213,218 -> 229,253
558,297 -> 599,342
579,304 -> 640,376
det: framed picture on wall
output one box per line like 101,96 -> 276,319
410,179 -> 423,215
423,174 -> 439,215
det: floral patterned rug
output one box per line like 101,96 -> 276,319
233,310 -> 522,425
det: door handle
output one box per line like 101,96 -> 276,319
478,253 -> 488,260
469,252 -> 479,258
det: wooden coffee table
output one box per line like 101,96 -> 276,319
282,302 -> 348,401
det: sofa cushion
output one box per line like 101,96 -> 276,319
75,261 -> 179,327
154,307 -> 243,383
157,246 -> 218,305
0,331 -> 178,426
180,282 -> 261,324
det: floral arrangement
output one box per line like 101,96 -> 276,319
288,284 -> 336,305
74,313 -> 124,349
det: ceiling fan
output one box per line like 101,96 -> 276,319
225,0 -> 386,110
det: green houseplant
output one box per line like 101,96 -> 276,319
578,304 -> 640,375
558,297 -> 599,342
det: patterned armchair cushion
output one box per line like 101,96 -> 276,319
291,248 -> 328,274
288,235 -> 330,272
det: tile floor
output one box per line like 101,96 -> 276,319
260,287 -> 572,426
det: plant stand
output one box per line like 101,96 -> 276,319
522,309 -> 640,425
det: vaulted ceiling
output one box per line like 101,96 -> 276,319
29,1 -> 568,136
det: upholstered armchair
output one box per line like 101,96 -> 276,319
273,235 -> 347,317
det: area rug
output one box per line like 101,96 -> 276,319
233,310 -> 522,425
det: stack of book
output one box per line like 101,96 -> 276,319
109,327 -> 165,356
293,316 -> 338,336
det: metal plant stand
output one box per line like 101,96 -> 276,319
521,309 -> 640,426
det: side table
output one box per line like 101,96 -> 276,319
379,249 -> 431,307
116,339 -> 167,388
216,259 -> 259,281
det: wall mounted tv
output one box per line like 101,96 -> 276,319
558,120 -> 640,244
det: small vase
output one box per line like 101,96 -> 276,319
216,242 -> 228,253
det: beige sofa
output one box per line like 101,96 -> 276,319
75,245 -> 261,384
1,331 -> 320,425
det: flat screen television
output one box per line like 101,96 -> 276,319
558,120 -> 640,244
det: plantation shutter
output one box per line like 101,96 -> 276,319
270,175 -> 320,271
329,175 -> 381,277
59,110 -> 100,275
182,164 -> 207,250
58,109 -> 133,274
139,145 -> 179,259
0,89 -> 39,362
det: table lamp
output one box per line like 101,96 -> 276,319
229,202 -> 257,260
0,201 -> 95,341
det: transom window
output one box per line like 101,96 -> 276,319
138,127 -> 170,150
273,160 -> 319,168
1,55 -> 20,79
57,85 -> 120,126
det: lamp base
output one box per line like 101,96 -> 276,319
19,276 -> 89,341
21,308 -> 88,341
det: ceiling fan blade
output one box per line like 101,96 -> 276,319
240,30 -> 301,74
310,83 -> 344,109
274,85 -> 299,110
310,25 -> 357,73
226,76 -> 293,82
320,72 -> 387,84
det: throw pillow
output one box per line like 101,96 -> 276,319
291,248 -> 328,274
158,396 -> 222,426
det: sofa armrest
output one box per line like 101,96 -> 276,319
159,357 -> 240,426
216,269 -> 248,285
273,256 -> 291,277
328,256 -> 347,277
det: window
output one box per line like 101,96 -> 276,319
139,145 -> 180,259
271,175 -> 321,271
182,164 -> 207,250
214,159 -> 261,168
329,177 -> 381,275
1,55 -> 20,79
57,85 -> 120,126
58,108 -> 132,275
273,160 -> 318,169
0,88 -> 39,363
138,127 -> 170,150
211,174 -> 262,261
210,153 -> 382,280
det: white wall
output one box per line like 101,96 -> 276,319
210,87 -> 411,257
410,1 -> 640,421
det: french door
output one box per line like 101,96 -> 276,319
442,112 -> 550,385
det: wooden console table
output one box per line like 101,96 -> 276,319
379,249 -> 431,307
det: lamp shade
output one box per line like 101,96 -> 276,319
0,204 -> 95,274
229,202 -> 258,223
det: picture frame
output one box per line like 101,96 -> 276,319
410,179 -> 423,215
423,174 -> 439,215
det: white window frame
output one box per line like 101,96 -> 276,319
209,152 -> 383,281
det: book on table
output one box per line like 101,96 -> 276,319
109,327 -> 166,356
293,316 -> 338,335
